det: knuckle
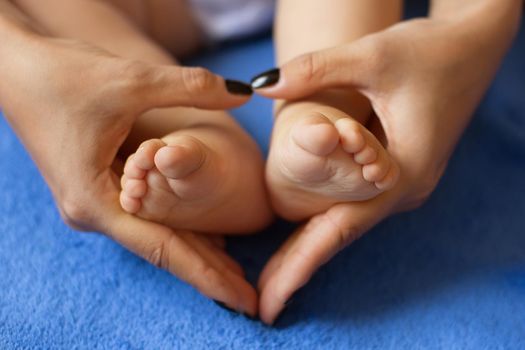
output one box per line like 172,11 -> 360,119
289,245 -> 313,266
59,193 -> 94,230
409,174 -> 440,209
358,37 -> 391,77
409,192 -> 431,210
339,223 -> 363,248
186,261 -> 220,293
123,60 -> 153,83
193,263 -> 216,284
182,67 -> 215,94
145,236 -> 173,270
294,52 -> 326,85
115,60 -> 155,98
146,242 -> 166,269
322,212 -> 363,249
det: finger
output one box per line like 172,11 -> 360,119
208,236 -> 227,250
257,230 -> 301,291
102,208 -> 255,315
183,233 -> 245,278
129,64 -> 253,111
259,192 -> 398,325
180,232 -> 256,316
251,39 -> 378,100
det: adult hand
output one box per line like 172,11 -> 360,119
253,5 -> 521,324
0,26 -> 257,315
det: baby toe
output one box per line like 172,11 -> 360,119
375,162 -> 400,191
354,146 -> 377,165
362,154 -> 391,182
123,154 -> 146,179
120,191 -> 141,214
123,178 -> 148,198
120,175 -> 128,190
134,139 -> 167,170
335,118 -> 366,154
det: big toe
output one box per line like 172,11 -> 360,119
291,112 -> 340,156
154,135 -> 207,179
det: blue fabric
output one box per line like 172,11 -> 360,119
1,7 -> 525,350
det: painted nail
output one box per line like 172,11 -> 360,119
271,308 -> 287,327
284,287 -> 302,307
242,313 -> 258,321
272,288 -> 303,326
213,300 -> 237,314
214,300 -> 257,321
225,79 -> 253,95
250,68 -> 280,89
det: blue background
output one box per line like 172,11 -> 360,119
1,3 -> 524,349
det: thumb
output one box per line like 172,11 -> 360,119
258,190 -> 398,325
126,63 -> 253,112
250,40 -> 378,100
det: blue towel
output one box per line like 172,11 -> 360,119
1,5 -> 524,350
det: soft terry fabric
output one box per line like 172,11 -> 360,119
1,9 -> 525,350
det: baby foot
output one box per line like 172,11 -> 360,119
266,102 -> 399,221
120,127 -> 272,234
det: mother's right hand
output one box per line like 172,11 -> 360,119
252,5 -> 521,323
0,24 -> 257,315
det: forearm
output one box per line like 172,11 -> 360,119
0,0 -> 44,107
11,0 -> 173,64
273,0 -> 403,121
275,0 -> 403,63
428,0 -> 522,84
430,0 -> 522,19
430,0 -> 522,45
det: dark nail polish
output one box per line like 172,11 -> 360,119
242,312 -> 258,321
284,287 -> 302,307
272,308 -> 287,327
225,79 -> 253,95
213,299 -> 237,314
250,68 -> 280,89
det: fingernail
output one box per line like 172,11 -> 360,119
213,299 -> 238,314
271,289 -> 302,326
214,300 -> 257,321
284,287 -> 302,307
271,308 -> 288,327
250,68 -> 280,89
225,79 -> 253,95
242,312 -> 258,321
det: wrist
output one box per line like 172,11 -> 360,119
426,2 -> 521,69
431,1 -> 522,44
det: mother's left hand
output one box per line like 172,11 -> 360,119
252,3 -> 522,324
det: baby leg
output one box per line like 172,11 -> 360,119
266,0 -> 403,220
